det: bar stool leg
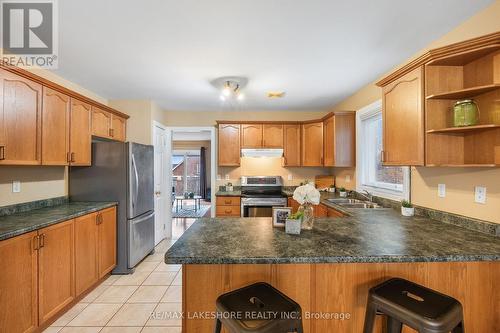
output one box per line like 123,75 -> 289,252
214,318 -> 222,333
387,317 -> 403,333
363,301 -> 378,333
452,321 -> 464,333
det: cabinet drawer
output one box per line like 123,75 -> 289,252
216,205 -> 241,217
216,196 -> 241,206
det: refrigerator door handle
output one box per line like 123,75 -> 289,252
131,153 -> 139,210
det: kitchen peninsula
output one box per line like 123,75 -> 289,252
165,197 -> 500,333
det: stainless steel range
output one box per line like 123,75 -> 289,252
240,176 -> 287,217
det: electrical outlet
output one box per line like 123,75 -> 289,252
475,186 -> 486,204
438,184 -> 446,198
12,181 -> 21,193
345,175 -> 351,183
225,174 -> 230,181
288,174 -> 293,181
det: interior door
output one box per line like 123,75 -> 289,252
153,125 -> 168,244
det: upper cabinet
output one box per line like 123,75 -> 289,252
241,124 -> 262,148
91,107 -> 112,139
0,69 -> 42,165
70,99 -> 92,166
42,87 -> 70,165
377,32 -> 500,167
323,113 -> 356,167
283,124 -> 301,166
381,67 -> 425,166
302,122 -> 324,166
218,124 -> 241,166
262,124 -> 283,148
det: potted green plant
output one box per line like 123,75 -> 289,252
401,200 -> 414,217
285,211 -> 303,235
338,187 -> 347,198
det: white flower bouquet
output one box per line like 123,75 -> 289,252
293,183 -> 321,205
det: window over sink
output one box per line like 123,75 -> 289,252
356,100 -> 410,201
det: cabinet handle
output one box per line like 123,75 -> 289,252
0,146 -> 5,160
70,152 -> 76,163
32,235 -> 39,251
39,234 -> 45,248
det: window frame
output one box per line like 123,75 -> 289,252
356,100 -> 410,201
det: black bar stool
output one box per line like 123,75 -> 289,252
214,282 -> 303,333
363,278 -> 464,333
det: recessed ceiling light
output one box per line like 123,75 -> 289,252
267,91 -> 286,99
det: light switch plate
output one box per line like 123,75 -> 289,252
438,184 -> 446,198
475,186 -> 486,204
12,181 -> 21,193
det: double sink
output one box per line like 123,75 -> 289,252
326,198 -> 382,209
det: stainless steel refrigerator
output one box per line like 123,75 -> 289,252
69,141 -> 155,274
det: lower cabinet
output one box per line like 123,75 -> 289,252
0,231 -> 38,333
38,220 -> 75,324
0,206 -> 116,332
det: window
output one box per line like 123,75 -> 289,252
357,100 -> 409,200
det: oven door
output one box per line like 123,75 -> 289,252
241,197 -> 287,217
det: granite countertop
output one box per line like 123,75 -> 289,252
165,193 -> 500,264
0,202 -> 117,241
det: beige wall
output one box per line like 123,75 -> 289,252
331,0 -> 500,223
0,68 -> 109,207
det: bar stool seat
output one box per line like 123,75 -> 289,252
214,282 -> 303,333
363,278 -> 464,333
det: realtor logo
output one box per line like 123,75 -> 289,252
1,0 -> 58,68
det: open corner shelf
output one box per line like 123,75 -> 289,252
426,84 -> 500,100
426,124 -> 500,134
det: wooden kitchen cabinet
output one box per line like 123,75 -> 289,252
216,196 -> 241,217
70,99 -> 92,166
382,66 -> 424,165
38,220 -> 75,324
323,113 -> 356,167
0,231 -> 38,333
0,68 -> 42,165
98,207 -> 117,278
218,124 -> 241,166
91,106 -> 112,139
283,124 -> 301,166
42,87 -> 70,165
74,212 -> 99,296
111,115 -> 126,142
241,124 -> 263,148
302,122 -> 324,166
263,124 -> 283,148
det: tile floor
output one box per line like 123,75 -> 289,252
44,238 -> 182,333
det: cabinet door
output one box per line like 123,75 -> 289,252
38,220 -> 75,325
302,122 -> 323,166
263,124 -> 283,148
111,115 -> 126,142
98,207 -> 117,278
0,232 -> 38,333
382,66 -> 424,165
314,204 -> 328,218
91,107 -> 112,138
323,116 -> 334,166
70,99 -> 92,166
241,124 -> 263,148
75,212 -> 99,296
42,87 -> 70,165
0,69 -> 42,165
288,197 -> 300,214
333,113 -> 356,167
218,124 -> 240,166
283,124 -> 301,166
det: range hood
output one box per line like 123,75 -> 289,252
241,148 -> 284,158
